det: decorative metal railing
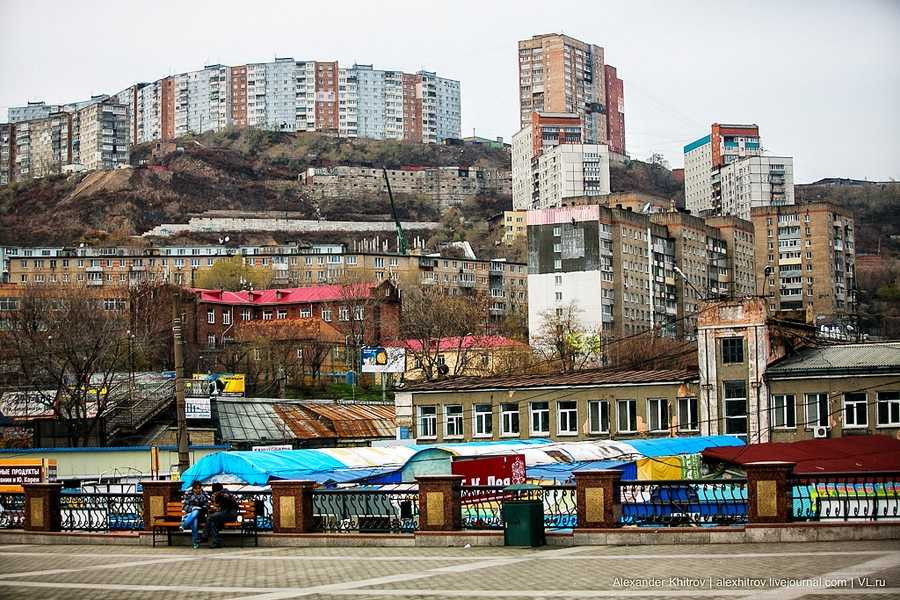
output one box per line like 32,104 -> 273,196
460,485 -> 506,530
542,484 -> 577,530
0,493 -> 25,529
312,487 -> 419,533
618,480 -> 748,527
59,492 -> 144,531
232,491 -> 274,531
790,472 -> 900,522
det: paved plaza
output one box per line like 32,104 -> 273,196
0,540 -> 898,599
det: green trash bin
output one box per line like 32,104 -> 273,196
501,484 -> 545,547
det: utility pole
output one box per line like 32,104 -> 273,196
172,293 -> 190,474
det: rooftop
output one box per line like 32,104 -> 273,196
403,368 -> 698,393
192,283 -> 386,306
765,342 -> 900,378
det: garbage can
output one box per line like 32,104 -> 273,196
501,483 -> 545,547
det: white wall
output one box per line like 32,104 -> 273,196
528,270 -> 604,345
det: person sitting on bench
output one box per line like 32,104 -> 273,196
181,481 -> 209,549
206,483 -> 238,548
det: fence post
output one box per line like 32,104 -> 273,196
574,470 -> 622,529
141,480 -> 181,532
745,461 -> 795,524
270,480 -> 316,533
416,475 -> 463,531
23,482 -> 62,532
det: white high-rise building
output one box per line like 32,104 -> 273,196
719,156 -> 794,221
537,144 -> 611,209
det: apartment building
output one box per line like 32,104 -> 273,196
3,243 -> 528,322
718,156 -> 794,220
499,210 -> 527,245
704,215 -> 757,297
74,100 -> 130,171
512,111 -> 610,209
751,202 -> 856,319
526,204 -> 677,342
683,123 -> 787,218
0,124 -> 12,186
517,33 -> 624,150
301,165 -> 511,208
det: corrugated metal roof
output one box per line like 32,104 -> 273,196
216,399 -> 395,443
766,342 -> 900,377
193,283 -> 379,306
404,368 -> 698,392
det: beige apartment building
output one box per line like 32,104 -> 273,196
751,202 -> 855,320
3,243 -> 528,322
704,215 -> 757,297
517,33 -> 624,153
500,210 -> 527,245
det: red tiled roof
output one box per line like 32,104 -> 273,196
702,435 -> 900,474
385,335 -> 527,352
191,284 -> 376,306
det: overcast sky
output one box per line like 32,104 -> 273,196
1,0 -> 898,183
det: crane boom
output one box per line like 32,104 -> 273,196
383,167 -> 408,254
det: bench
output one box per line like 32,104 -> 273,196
152,499 -> 258,547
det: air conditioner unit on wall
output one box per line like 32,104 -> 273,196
813,426 -> 829,439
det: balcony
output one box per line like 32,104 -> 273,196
456,279 -> 476,288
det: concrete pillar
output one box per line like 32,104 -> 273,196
270,480 -> 316,533
745,461 -> 795,524
23,482 -> 62,532
574,470 -> 622,529
141,480 -> 181,531
417,474 -> 463,532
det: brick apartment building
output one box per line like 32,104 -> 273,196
189,281 -> 400,352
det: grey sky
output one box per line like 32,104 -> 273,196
1,0 -> 898,183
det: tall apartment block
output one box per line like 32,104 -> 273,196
751,202 -> 855,320
512,111 -> 610,210
0,98 -> 129,183
683,123 -> 793,219
517,33 -> 625,154
527,201 -> 756,342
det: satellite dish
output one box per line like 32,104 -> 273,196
437,364 -> 450,376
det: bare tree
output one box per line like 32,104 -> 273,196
400,286 -> 492,381
532,303 -> 602,373
5,284 -> 132,446
334,273 -> 390,376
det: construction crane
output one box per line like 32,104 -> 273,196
382,167 -> 408,255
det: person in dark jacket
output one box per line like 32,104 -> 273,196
206,482 -> 238,548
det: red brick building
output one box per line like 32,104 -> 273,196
603,64 -> 625,155
190,281 -> 400,350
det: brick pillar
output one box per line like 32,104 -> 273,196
417,474 -> 463,532
141,480 -> 181,531
270,480 -> 316,533
574,470 -> 622,529
23,483 -> 62,532
745,461 -> 795,524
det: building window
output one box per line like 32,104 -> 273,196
262,311 -> 273,321
772,394 -> 796,429
339,306 -> 350,321
877,391 -> 900,427
206,334 -> 216,349
588,400 -> 609,434
617,399 -> 637,433
207,309 -> 215,324
501,403 -> 519,436
557,401 -> 578,435
843,392 -> 867,428
647,398 -> 669,432
804,393 -> 829,428
354,306 -> 364,320
418,406 -> 437,439
222,311 -> 231,325
321,308 -> 332,322
241,308 -> 251,321
276,309 -> 287,320
445,405 -> 463,437
530,401 -> 549,435
721,338 -> 744,364
678,397 -> 699,432
723,381 -> 748,435
300,306 -> 311,318
474,404 -> 493,438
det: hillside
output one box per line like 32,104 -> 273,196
0,129 -> 678,249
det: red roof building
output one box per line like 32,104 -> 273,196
702,435 -> 900,474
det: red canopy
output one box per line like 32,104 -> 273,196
702,435 -> 900,474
